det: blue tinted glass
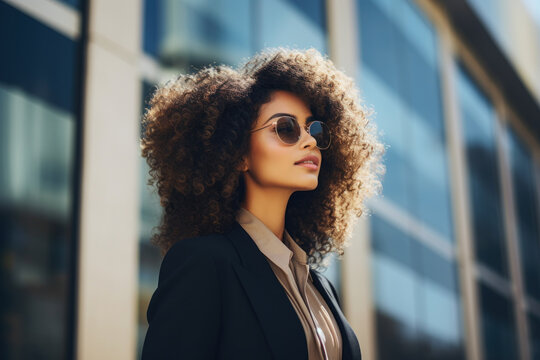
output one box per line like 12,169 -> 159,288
54,0 -> 80,10
358,0 -> 454,241
455,62 -> 509,278
413,240 -> 459,293
529,313 -> 540,360
0,2 -> 78,113
507,127 -> 540,301
371,215 -> 465,359
0,4 -> 78,359
376,308 -> 465,360
258,0 -> 326,52
143,0 -> 252,67
143,0 -> 162,56
373,253 -> 417,333
478,283 -> 519,360
371,214 -> 413,269
416,280 -> 464,359
371,214 -> 460,293
467,0 -> 510,58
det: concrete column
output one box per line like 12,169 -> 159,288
327,1 -> 377,360
436,14 -> 483,360
76,0 -> 142,359
496,106 -> 532,360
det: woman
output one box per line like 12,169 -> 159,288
140,47 -> 384,360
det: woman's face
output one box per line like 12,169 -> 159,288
242,90 -> 322,192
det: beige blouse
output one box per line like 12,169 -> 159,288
236,207 -> 342,360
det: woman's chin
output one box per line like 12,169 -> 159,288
293,180 -> 318,191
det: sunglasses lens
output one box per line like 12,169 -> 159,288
275,117 -> 331,149
275,117 -> 300,144
309,121 -> 331,149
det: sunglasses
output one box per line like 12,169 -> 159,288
249,115 -> 331,150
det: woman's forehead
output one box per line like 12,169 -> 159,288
258,91 -> 313,120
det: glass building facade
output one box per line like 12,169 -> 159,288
1,0 -> 539,359
357,0 -> 464,358
0,1 -> 81,359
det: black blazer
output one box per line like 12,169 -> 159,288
141,221 -> 362,360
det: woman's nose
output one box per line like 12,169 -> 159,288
300,124 -> 317,148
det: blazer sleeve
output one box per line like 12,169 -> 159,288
141,239 -> 221,359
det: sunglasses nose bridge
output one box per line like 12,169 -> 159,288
299,122 -> 318,146
276,117 -> 329,149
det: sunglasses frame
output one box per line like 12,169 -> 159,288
249,116 -> 331,150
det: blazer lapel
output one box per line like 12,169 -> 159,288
309,270 -> 362,360
225,221 -> 308,360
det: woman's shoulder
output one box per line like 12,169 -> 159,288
164,232 -> 234,258
157,232 -> 237,284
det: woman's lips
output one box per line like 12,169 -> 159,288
295,162 -> 318,170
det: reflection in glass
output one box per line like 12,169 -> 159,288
507,127 -> 540,301
143,0 -> 328,67
0,2 -> 78,114
259,0 -> 326,52
371,215 -> 464,360
143,0 -> 252,67
529,313 -> 540,360
478,283 -> 519,360
0,84 -> 75,359
456,62 -> 509,278
357,0 -> 454,241
54,0 -> 80,10
0,3 -> 78,359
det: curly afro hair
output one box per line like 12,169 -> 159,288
140,47 -> 385,268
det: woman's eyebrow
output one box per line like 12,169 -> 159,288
263,112 -> 315,126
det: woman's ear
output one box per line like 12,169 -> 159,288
236,157 -> 248,172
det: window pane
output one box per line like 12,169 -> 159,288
507,127 -> 540,301
529,313 -> 540,360
456,62 -> 508,278
143,0 -> 252,66
357,0 -> 454,241
478,283 -> 519,360
371,215 -> 465,360
258,0 -> 327,52
0,2 -> 78,114
54,0 -> 80,10
0,3 -> 79,359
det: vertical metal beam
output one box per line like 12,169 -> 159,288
495,106 -> 531,360
76,0 -> 142,359
416,1 -> 484,358
436,13 -> 483,360
326,0 -> 377,360
326,1 -> 377,360
343,217 -> 377,360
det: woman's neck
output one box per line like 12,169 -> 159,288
240,192 -> 290,242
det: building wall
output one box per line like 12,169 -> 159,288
0,0 -> 539,359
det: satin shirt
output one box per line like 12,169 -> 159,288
236,207 -> 342,360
